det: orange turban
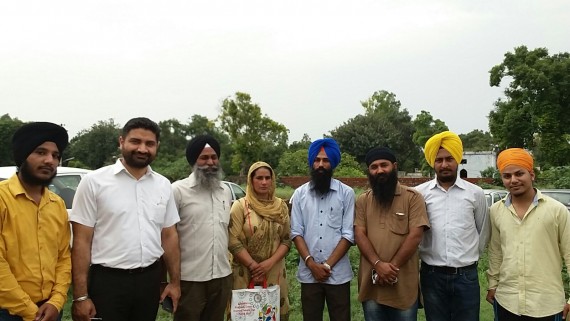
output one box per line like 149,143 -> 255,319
423,131 -> 463,168
496,148 -> 533,172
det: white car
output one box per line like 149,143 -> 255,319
483,189 -> 508,208
0,166 -> 91,211
223,181 -> 246,204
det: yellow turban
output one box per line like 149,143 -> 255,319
424,131 -> 463,168
496,148 -> 533,172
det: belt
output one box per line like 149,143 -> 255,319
91,260 -> 159,274
421,262 -> 477,275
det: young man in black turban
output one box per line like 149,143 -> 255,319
0,122 -> 71,321
171,134 -> 233,321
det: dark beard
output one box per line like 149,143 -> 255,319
193,164 -> 223,191
310,167 -> 333,195
436,170 -> 457,184
369,169 -> 398,208
18,161 -> 56,187
122,149 -> 155,169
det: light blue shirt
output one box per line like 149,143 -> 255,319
290,178 -> 355,284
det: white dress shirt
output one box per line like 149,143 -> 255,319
70,159 -> 180,269
415,177 -> 489,267
172,173 -> 233,282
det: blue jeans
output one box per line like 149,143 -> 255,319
420,264 -> 480,321
362,299 -> 418,321
0,309 -> 62,321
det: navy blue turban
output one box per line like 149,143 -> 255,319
308,138 -> 341,169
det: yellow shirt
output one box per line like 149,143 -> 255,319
0,174 -> 71,321
487,189 -> 570,317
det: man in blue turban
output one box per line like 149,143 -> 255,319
290,138 -> 355,321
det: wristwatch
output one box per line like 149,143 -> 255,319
323,262 -> 331,271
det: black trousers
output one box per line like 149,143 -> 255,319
301,281 -> 351,321
89,261 -> 161,321
494,300 -> 563,321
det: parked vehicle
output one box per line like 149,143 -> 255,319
1,166 -> 247,209
223,181 -> 246,204
0,166 -> 91,211
541,189 -> 570,211
484,189 -> 508,208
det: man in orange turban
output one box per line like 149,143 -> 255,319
487,148 -> 570,320
496,147 -> 533,173
415,131 -> 489,321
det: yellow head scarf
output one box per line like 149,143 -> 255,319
245,161 -> 286,223
496,148 -> 533,172
424,131 -> 463,167
243,161 -> 288,262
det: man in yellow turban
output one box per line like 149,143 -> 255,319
487,148 -> 570,319
415,131 -> 489,321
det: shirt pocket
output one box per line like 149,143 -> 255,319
145,195 -> 167,225
327,205 -> 344,229
389,211 -> 409,235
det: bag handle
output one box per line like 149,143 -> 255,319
248,278 -> 268,289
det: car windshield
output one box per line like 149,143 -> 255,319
48,175 -> 83,209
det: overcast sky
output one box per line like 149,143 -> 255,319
1,1 -> 569,143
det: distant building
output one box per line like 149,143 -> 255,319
459,151 -> 496,178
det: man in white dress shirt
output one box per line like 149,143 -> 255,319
171,134 -> 233,321
70,117 -> 181,321
415,131 -> 489,321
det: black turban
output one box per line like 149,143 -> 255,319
12,122 -> 69,167
365,147 -> 397,166
186,135 -> 221,166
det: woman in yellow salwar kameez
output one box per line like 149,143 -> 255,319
228,161 -> 291,321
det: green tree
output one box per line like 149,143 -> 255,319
0,114 -> 25,166
68,119 -> 121,169
277,149 -> 308,176
335,153 -> 366,177
331,90 -> 420,172
411,111 -> 448,175
480,166 -> 502,186
459,130 -> 495,152
412,111 -> 448,148
489,46 -> 570,167
288,133 -> 312,151
219,92 -> 289,175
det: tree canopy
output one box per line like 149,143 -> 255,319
68,119 -> 121,169
459,130 -> 495,152
0,114 -> 24,166
489,46 -> 570,167
331,90 -> 420,172
219,92 -> 289,175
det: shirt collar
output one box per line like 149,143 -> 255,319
7,173 -> 58,202
429,176 -> 467,191
504,188 -> 541,207
112,158 -> 154,178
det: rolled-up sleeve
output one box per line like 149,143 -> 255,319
340,187 -> 355,244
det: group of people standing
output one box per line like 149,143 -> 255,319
1,117 -> 569,321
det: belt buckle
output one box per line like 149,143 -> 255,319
451,267 -> 459,275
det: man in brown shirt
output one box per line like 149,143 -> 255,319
355,147 -> 429,321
